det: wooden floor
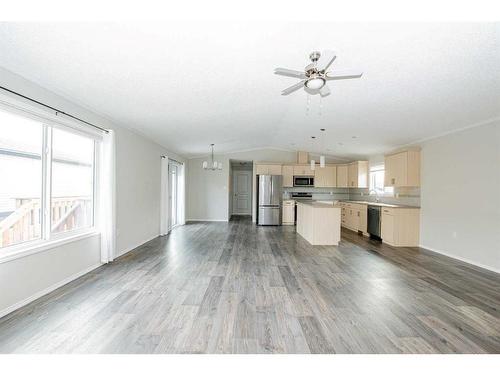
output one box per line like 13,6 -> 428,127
1,216 -> 499,353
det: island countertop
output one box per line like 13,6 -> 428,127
295,201 -> 339,208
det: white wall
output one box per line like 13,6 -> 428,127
187,148 -> 298,221
0,67 -> 186,316
420,120 -> 500,272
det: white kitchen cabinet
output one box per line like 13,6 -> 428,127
347,161 -> 369,188
255,164 -> 282,175
380,207 -> 420,247
282,200 -> 295,225
293,164 -> 315,176
339,202 -> 368,235
282,165 -> 294,187
336,165 -> 348,188
384,149 -> 420,187
314,165 -> 337,187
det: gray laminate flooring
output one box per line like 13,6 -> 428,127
0,216 -> 499,353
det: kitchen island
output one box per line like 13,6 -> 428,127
296,201 -> 341,245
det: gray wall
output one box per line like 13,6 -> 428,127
419,120 -> 500,272
0,67 -> 185,316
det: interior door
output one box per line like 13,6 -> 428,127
233,170 -> 252,215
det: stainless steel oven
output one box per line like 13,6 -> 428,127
293,176 -> 314,187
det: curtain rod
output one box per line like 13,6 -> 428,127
161,155 -> 183,164
0,85 -> 109,134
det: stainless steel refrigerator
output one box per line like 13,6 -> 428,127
257,175 -> 282,225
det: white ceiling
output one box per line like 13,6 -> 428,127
0,22 -> 498,159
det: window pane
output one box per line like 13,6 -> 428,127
51,128 -> 94,234
0,109 -> 43,248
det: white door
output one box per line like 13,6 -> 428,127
232,170 -> 252,215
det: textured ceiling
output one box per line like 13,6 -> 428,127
0,22 -> 498,158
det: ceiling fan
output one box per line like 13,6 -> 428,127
274,50 -> 363,97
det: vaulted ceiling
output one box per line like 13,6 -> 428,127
0,22 -> 498,158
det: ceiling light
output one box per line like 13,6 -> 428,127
203,144 -> 222,171
320,155 -> 325,168
305,77 -> 326,90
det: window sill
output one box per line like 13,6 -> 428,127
0,230 -> 100,265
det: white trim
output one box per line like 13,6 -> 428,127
397,116 -> 500,149
0,262 -> 101,319
0,231 -> 100,264
420,243 -> 500,274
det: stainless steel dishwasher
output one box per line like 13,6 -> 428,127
367,205 -> 382,240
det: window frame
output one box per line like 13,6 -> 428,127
369,165 -> 394,197
0,102 -> 100,262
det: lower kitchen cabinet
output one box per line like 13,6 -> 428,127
381,207 -> 420,247
339,202 -> 368,235
282,200 -> 295,225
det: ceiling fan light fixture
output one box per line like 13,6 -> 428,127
305,77 -> 325,90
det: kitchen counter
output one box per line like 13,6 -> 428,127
296,201 -> 341,245
295,200 -> 337,208
341,200 -> 420,209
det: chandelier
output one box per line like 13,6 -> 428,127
202,144 -> 222,170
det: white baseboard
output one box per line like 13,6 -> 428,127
115,234 -> 160,258
0,262 -> 102,319
419,244 -> 500,274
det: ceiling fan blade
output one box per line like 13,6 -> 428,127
281,80 -> 305,95
274,68 -> 306,78
325,70 -> 363,80
316,50 -> 336,72
319,85 -> 330,97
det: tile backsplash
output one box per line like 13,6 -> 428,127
283,186 -> 421,207
283,187 -> 350,201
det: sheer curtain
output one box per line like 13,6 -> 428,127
160,156 -> 170,235
178,162 -> 186,225
99,129 -> 116,263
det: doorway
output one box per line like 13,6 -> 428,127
229,160 -> 253,217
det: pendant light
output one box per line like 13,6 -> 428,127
202,144 -> 222,171
319,128 -> 326,168
310,136 -> 316,171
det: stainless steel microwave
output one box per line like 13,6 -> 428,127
293,176 -> 314,187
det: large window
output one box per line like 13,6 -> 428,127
0,107 -> 96,251
369,165 -> 394,196
51,128 -> 94,234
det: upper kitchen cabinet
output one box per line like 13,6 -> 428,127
336,165 -> 348,187
282,165 -> 294,187
347,161 -> 369,188
256,164 -> 282,175
314,165 -> 336,188
384,149 -> 420,187
293,164 -> 315,176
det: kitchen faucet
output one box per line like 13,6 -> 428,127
369,189 -> 381,203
